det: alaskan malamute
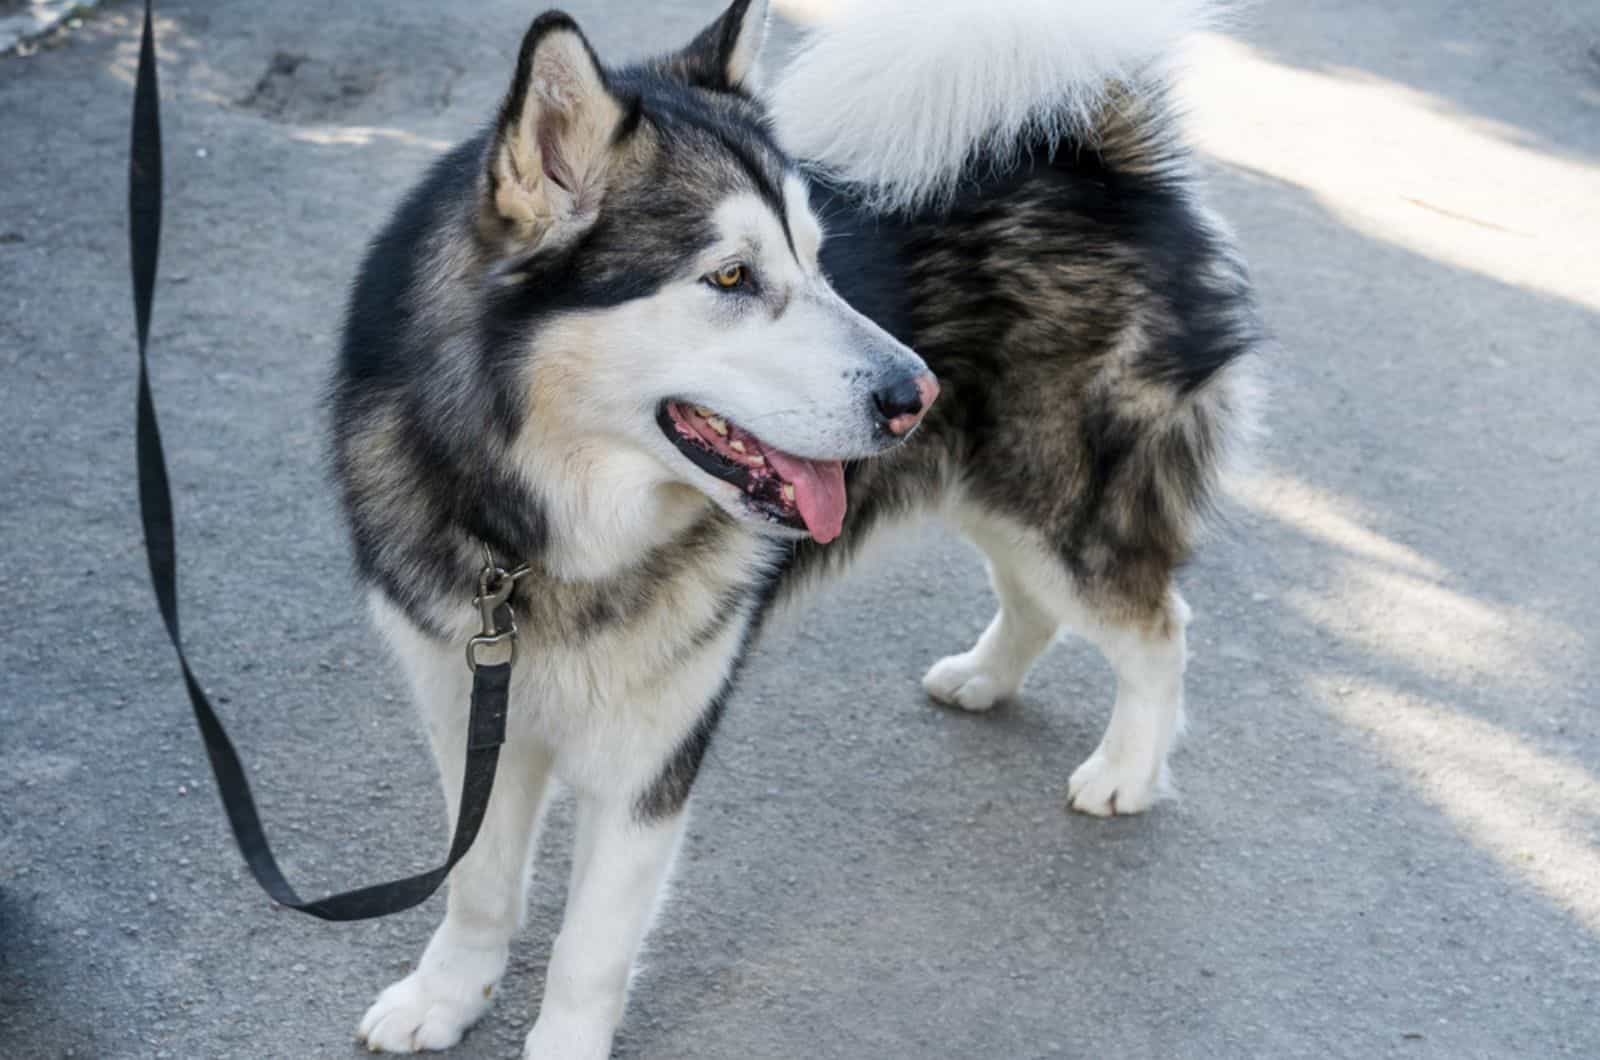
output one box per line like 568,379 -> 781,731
334,0 -> 1259,1054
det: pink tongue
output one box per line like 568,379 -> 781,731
762,450 -> 847,544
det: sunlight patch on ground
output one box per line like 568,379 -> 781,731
1289,562 -> 1570,688
1233,472 -> 1447,580
1318,675 -> 1600,934
1236,470 -> 1578,688
289,125 -> 450,151
1182,33 -> 1600,311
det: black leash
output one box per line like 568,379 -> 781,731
129,0 -> 511,920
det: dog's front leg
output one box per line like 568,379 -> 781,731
523,792 -> 685,1060
359,598 -> 556,1053
360,734 -> 554,1053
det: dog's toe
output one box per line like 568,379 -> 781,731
1067,749 -> 1164,817
922,652 -> 1014,712
359,970 -> 495,1054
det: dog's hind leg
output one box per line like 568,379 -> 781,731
927,513 -> 1189,816
922,522 -> 1060,712
1062,587 -> 1189,817
360,599 -> 555,1053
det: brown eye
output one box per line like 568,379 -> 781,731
708,264 -> 747,290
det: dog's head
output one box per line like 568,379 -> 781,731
477,2 -> 934,545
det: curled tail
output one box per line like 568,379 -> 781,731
769,0 -> 1222,212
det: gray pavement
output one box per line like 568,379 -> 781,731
3,1 -> 1598,1057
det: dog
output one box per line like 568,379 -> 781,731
331,0 -> 1259,1054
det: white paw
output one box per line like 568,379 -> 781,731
358,966 -> 498,1054
523,1008 -> 615,1060
1067,748 -> 1165,817
922,651 -> 1018,712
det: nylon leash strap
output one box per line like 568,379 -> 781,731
129,0 -> 509,921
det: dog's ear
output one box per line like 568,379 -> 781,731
485,12 -> 629,246
670,0 -> 769,93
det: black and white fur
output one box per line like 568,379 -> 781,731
333,1 -> 1259,1055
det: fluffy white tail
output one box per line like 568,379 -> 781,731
769,0 -> 1220,212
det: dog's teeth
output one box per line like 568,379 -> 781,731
707,417 -> 728,436
749,453 -> 765,466
781,483 -> 795,502
693,406 -> 712,418
729,439 -> 746,453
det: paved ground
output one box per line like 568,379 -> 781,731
3,1 -> 1598,1057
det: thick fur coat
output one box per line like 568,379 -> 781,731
332,1 -> 1260,1055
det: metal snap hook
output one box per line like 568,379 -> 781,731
467,561 -> 519,671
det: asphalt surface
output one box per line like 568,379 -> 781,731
3,1 -> 1598,1057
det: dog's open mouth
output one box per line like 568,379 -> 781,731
657,400 -> 847,543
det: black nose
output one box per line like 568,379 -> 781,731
873,376 -> 924,421
872,372 -> 939,436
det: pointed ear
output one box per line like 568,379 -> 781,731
672,0 -> 769,93
485,12 -> 629,246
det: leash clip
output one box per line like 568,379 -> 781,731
466,562 -> 518,672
